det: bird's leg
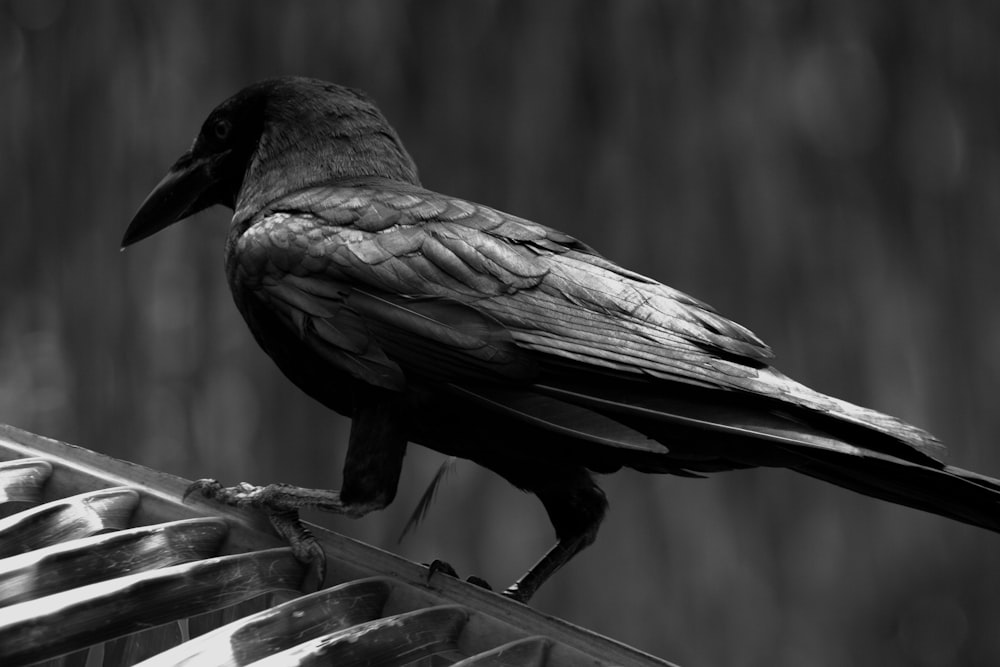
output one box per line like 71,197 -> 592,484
501,464 -> 609,603
503,529 -> 599,602
187,387 -> 407,514
184,480 -> 337,588
186,386 -> 408,586
338,387 -> 408,511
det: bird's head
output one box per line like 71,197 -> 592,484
121,77 -> 418,248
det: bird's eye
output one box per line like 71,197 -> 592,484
212,118 -> 232,141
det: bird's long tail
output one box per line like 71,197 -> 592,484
786,450 -> 1000,533
438,375 -> 1000,535
518,378 -> 1000,534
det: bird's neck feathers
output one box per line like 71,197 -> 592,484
234,105 -> 420,220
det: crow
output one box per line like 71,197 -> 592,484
123,77 -> 1000,602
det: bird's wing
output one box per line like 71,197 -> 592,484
238,183 -> 771,383
231,220 -> 537,391
230,182 -> 943,461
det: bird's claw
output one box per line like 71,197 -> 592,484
426,558 -> 459,580
183,478 -> 295,510
425,559 -> 493,592
184,478 -> 260,505
467,575 -> 493,591
184,480 -> 328,591
268,509 -> 327,592
501,583 -> 529,603
183,478 -> 223,502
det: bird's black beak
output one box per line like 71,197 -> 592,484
121,148 -> 231,249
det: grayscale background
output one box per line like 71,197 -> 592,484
2,2 -> 999,664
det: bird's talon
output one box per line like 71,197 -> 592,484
426,558 -> 459,583
426,560 -> 493,591
183,479 -> 288,510
466,575 -> 493,591
183,478 -> 222,502
502,585 -> 528,603
293,534 -> 327,592
268,509 -> 327,592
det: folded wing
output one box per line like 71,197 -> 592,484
229,182 -> 944,469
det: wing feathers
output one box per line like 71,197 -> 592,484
247,265 -> 536,385
234,183 -> 940,468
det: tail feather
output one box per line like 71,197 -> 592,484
532,380 -> 942,467
442,374 -> 1000,536
533,378 -> 1000,533
753,367 -> 946,461
398,456 -> 458,544
787,450 -> 1000,533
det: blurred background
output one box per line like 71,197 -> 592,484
3,1 -> 1000,664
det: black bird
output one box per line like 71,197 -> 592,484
123,77 -> 1000,602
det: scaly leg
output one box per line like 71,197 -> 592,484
503,526 -> 600,602
185,388 -> 408,588
493,462 -> 609,603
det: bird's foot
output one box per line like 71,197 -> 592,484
268,509 -> 326,592
425,559 -> 493,592
184,478 -> 375,516
501,582 -> 530,603
184,479 -> 334,591
185,479 -> 260,507
187,479 -> 320,511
